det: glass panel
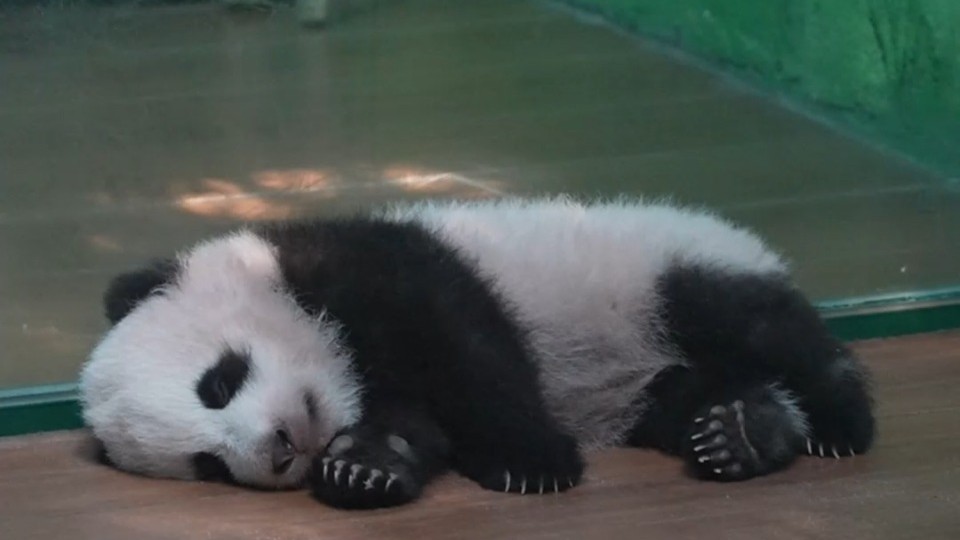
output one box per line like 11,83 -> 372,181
1,0 -> 957,389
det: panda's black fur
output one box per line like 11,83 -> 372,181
87,198 -> 875,510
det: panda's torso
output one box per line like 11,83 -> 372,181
264,198 -> 786,449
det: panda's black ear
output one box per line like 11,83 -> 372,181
103,259 -> 179,324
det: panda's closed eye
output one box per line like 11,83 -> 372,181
196,348 -> 251,409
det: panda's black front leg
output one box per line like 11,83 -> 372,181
430,343 -> 585,495
309,403 -> 450,510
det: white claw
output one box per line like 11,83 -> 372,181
567,477 -> 575,488
694,417 -> 705,424
713,468 -> 722,475
693,444 -> 708,453
691,432 -> 705,441
321,457 -> 332,478
520,476 -> 527,495
504,470 -> 511,493
364,469 -> 383,491
698,455 -> 710,463
849,445 -> 856,457
385,473 -> 399,492
539,476 -> 544,495
554,478 -> 559,493
333,460 -> 346,485
348,464 -> 363,487
831,446 -> 840,459
818,444 -> 825,458
806,439 -> 813,455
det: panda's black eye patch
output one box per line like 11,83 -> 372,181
196,348 -> 251,409
191,452 -> 235,483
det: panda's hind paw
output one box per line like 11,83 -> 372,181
684,386 -> 808,482
687,401 -> 757,481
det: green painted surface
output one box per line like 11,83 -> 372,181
562,0 -> 960,175
0,400 -> 84,437
824,304 -> 960,341
0,384 -> 84,436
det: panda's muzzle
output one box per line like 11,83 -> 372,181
272,428 -> 297,474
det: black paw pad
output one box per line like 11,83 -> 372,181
310,432 -> 422,509
686,401 -> 759,481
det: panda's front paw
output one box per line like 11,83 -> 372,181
455,431 -> 584,495
309,432 -> 422,509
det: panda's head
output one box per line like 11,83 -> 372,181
80,231 -> 362,489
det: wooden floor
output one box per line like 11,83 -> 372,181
2,332 -> 959,539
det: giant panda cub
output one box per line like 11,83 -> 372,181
81,197 -> 875,509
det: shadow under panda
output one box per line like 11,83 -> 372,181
80,196 -> 875,509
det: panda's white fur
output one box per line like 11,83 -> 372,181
81,232 -> 363,488
81,197 -> 873,503
383,197 -> 785,448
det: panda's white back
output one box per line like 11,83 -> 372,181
384,197 -> 786,448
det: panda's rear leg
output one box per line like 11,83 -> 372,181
639,265 -> 877,477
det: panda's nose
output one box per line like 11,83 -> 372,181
271,428 -> 296,474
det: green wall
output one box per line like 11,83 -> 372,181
563,0 -> 960,175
